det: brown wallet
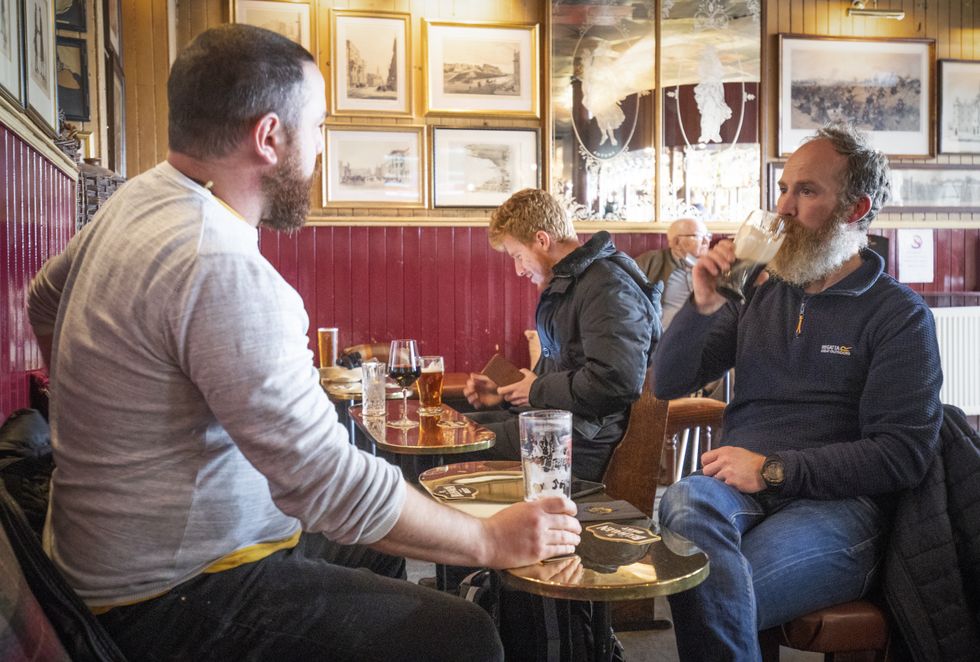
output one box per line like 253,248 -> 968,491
480,353 -> 525,387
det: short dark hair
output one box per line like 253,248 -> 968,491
809,123 -> 891,230
168,24 -> 315,159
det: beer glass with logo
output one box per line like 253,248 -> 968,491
417,356 -> 445,415
519,410 -> 573,501
716,210 -> 787,303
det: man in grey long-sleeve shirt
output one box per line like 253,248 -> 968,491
652,124 -> 942,661
28,25 -> 580,661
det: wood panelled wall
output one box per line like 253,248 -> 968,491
116,0 -> 978,373
0,127 -> 75,416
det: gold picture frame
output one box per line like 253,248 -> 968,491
423,20 -> 539,118
322,125 -> 426,208
330,10 -> 411,117
25,0 -> 58,134
230,0 -> 314,52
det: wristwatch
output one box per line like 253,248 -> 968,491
760,455 -> 785,491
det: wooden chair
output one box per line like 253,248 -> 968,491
601,373 -> 726,630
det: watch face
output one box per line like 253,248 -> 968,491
763,459 -> 784,486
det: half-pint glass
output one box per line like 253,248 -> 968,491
716,210 -> 787,303
519,410 -> 573,501
417,356 -> 444,415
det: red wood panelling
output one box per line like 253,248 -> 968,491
0,125 -> 75,418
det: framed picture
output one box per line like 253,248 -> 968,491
886,164 -> 980,213
432,127 -> 539,207
56,36 -> 88,120
778,35 -> 933,157
330,10 -> 410,117
25,0 -> 58,133
0,0 -> 22,104
767,162 -> 785,211
323,126 -> 425,207
423,20 -> 539,117
104,0 -> 120,61
106,56 -> 125,176
232,0 -> 311,51
56,0 -> 85,31
938,60 -> 980,155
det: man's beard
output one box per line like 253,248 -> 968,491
259,148 -> 315,233
766,207 -> 868,287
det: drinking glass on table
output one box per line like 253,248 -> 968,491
716,210 -> 787,303
387,339 -> 421,429
417,356 -> 445,415
519,410 -> 573,501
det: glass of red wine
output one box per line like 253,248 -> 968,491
387,339 -> 421,429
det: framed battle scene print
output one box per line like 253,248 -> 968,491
0,0 -> 22,104
25,0 -> 58,133
779,35 -> 933,157
432,127 -> 539,207
939,60 -> 980,155
323,126 -> 425,207
56,36 -> 88,120
56,0 -> 85,31
330,11 -> 410,117
232,0 -> 311,51
423,20 -> 538,117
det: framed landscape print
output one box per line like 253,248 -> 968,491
56,36 -> 88,120
25,0 -> 58,133
232,0 -> 311,51
938,60 -> 980,155
330,10 -> 410,117
56,0 -> 85,31
0,0 -> 22,104
323,126 -> 425,207
432,127 -> 539,207
778,35 -> 933,157
886,164 -> 980,213
423,20 -> 538,117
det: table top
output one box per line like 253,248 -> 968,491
420,460 -> 709,602
350,401 -> 495,455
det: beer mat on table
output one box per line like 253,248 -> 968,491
575,500 -> 647,523
419,461 -> 522,518
480,354 -> 525,387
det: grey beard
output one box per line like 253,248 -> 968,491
767,218 -> 868,287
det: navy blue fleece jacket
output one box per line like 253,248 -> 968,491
652,249 -> 943,502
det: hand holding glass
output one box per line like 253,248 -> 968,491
716,210 -> 787,303
387,339 -> 421,429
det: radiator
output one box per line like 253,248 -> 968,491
931,306 -> 980,416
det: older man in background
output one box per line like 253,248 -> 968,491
635,217 -> 711,329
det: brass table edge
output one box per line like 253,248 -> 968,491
500,557 -> 710,602
373,438 -> 496,455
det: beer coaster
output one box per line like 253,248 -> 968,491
585,523 -> 660,545
576,500 -> 646,523
431,485 -> 478,500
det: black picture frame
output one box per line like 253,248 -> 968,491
56,35 -> 88,120
106,54 -> 125,176
55,0 -> 85,31
103,0 -> 121,63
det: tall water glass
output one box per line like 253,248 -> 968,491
716,210 -> 787,303
361,360 -> 387,418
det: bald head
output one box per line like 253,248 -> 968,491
667,218 -> 710,261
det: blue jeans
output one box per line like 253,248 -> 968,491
659,475 -> 886,662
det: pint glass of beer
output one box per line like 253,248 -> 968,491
716,210 -> 787,303
317,327 -> 339,369
417,356 -> 445,415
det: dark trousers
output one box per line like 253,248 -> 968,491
97,533 -> 503,662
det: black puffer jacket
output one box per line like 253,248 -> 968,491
529,231 -> 661,459
0,409 -> 53,537
884,404 -> 980,661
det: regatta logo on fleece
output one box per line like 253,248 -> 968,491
821,345 -> 852,356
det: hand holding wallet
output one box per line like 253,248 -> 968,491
480,353 -> 525,387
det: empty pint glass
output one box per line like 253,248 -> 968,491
716,210 -> 787,303
361,360 -> 387,418
417,356 -> 444,415
519,410 -> 573,501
